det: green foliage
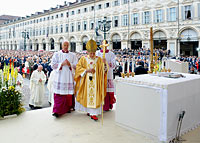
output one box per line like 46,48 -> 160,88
0,86 -> 24,118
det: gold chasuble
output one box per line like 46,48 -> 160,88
74,55 -> 107,109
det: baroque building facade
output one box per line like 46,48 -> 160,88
0,0 -> 200,56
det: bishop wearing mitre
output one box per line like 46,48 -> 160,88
74,39 -> 107,121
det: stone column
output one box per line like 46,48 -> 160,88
10,44 -> 13,50
142,40 -> 150,49
26,44 -> 29,51
75,42 -> 81,52
167,40 -> 176,56
32,43 -> 36,51
121,40 -> 128,50
177,40 -> 180,57
8,44 -> 10,50
46,43 -> 50,51
55,42 -> 60,51
109,41 -> 113,50
39,43 -> 43,50
16,44 -> 19,50
198,40 -> 200,57
128,41 -> 131,50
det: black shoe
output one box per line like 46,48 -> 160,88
52,113 -> 59,118
29,104 -> 35,110
35,107 -> 42,109
67,110 -> 71,113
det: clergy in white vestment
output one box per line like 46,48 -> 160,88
51,41 -> 78,118
96,40 -> 116,111
47,70 -> 55,106
29,65 -> 46,109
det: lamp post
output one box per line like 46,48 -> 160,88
98,16 -> 112,40
177,0 -> 180,57
22,30 -> 29,51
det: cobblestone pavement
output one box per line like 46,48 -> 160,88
21,78 -> 51,111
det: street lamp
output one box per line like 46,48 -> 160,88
22,30 -> 29,51
177,0 -> 180,57
97,16 -> 112,40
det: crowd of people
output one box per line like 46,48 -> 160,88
111,48 -> 200,75
0,47 -> 199,80
0,50 -> 54,79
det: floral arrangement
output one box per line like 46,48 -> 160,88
0,62 -> 24,118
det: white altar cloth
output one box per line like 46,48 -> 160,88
114,74 -> 200,142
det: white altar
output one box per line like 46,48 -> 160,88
114,74 -> 200,142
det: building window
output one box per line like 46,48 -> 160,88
60,25 -> 63,33
91,6 -> 94,11
105,2 -> 110,8
143,11 -> 150,24
51,26 -> 53,34
66,12 -> 69,17
113,16 -> 119,27
40,18 -> 42,22
132,13 -> 139,25
123,0 -> 128,4
71,11 -> 75,15
51,16 -> 54,20
65,24 -> 69,32
71,23 -> 74,32
155,9 -> 163,23
113,0 -> 120,6
43,17 -> 46,21
47,17 -> 50,20
77,9 -> 81,14
184,5 -> 192,20
43,28 -> 45,35
98,4 -> 102,10
83,21 -> 87,31
132,0 -> 138,2
61,13 -> 63,17
46,27 -> 49,35
56,14 -> 59,18
84,8 -> 87,12
39,29 -> 42,35
90,21 -> 94,30
55,26 -> 58,34
168,7 -> 176,22
77,22 -> 81,31
33,29 -> 35,36
122,14 -> 128,26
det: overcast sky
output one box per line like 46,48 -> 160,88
0,0 -> 76,17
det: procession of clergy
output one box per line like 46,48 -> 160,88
29,39 -> 116,121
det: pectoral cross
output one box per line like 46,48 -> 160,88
100,40 -> 109,58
